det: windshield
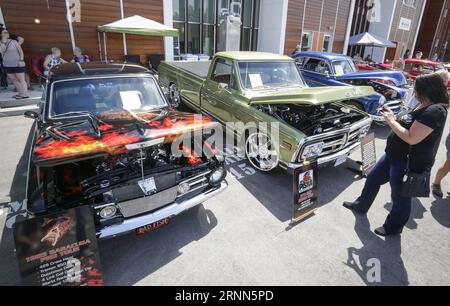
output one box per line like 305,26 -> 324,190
237,61 -> 305,90
50,77 -> 167,118
332,60 -> 356,76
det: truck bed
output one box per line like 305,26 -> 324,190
164,61 -> 211,79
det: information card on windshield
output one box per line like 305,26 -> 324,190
249,74 -> 264,89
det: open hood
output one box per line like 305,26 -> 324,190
247,86 -> 375,106
336,70 -> 407,86
33,111 -> 216,167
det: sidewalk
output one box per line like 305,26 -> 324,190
0,85 -> 42,117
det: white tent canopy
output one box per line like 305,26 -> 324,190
348,32 -> 396,48
96,15 -> 178,62
97,15 -> 178,37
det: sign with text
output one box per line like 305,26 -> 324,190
399,17 -> 412,31
361,133 -> 377,176
13,206 -> 104,286
292,161 -> 318,223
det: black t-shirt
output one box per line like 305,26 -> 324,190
385,104 -> 448,171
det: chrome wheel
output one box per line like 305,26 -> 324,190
169,84 -> 181,108
245,132 -> 279,172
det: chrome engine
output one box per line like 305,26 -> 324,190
255,104 -> 366,136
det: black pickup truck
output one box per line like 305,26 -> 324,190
23,63 -> 227,239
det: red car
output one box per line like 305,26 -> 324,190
356,63 -> 394,71
404,58 -> 450,88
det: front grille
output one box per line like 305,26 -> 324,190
298,122 -> 371,162
320,134 -> 347,156
118,186 -> 178,218
112,172 -> 177,202
347,130 -> 361,145
115,170 -> 212,218
385,100 -> 404,113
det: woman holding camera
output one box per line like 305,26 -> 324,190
344,74 -> 448,236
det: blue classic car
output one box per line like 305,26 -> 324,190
292,52 -> 411,123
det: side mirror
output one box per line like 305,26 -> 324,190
218,82 -> 229,91
167,85 -> 180,109
24,110 -> 39,120
325,71 -> 331,78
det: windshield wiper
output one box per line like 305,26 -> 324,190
52,111 -> 101,137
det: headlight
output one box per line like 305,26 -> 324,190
209,167 -> 226,186
99,205 -> 117,219
301,142 -> 324,160
378,95 -> 387,108
359,125 -> 371,138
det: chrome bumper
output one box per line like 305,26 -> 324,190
97,181 -> 228,239
369,114 -> 387,123
286,141 -> 361,174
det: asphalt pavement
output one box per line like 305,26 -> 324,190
0,116 -> 449,286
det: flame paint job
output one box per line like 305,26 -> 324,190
33,111 -> 215,166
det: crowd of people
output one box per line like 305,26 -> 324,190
0,25 -> 89,99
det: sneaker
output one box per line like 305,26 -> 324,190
432,184 -> 444,198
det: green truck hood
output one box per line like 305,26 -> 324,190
245,86 -> 375,105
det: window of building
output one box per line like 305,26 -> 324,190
301,31 -> 312,52
173,0 -> 260,57
187,0 -> 201,54
323,34 -> 332,53
203,0 -> 216,56
173,0 -> 186,21
173,0 -> 186,57
240,0 -> 260,51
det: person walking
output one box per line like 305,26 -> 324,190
0,29 -> 28,99
344,74 -> 448,236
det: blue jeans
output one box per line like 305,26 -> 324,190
353,154 -> 412,235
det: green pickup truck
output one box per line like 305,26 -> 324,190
158,52 -> 375,173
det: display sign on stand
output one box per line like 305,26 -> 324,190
13,206 -> 104,286
347,133 -> 377,178
360,133 -> 377,176
292,160 -> 318,223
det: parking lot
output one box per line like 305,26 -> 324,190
0,115 -> 449,286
